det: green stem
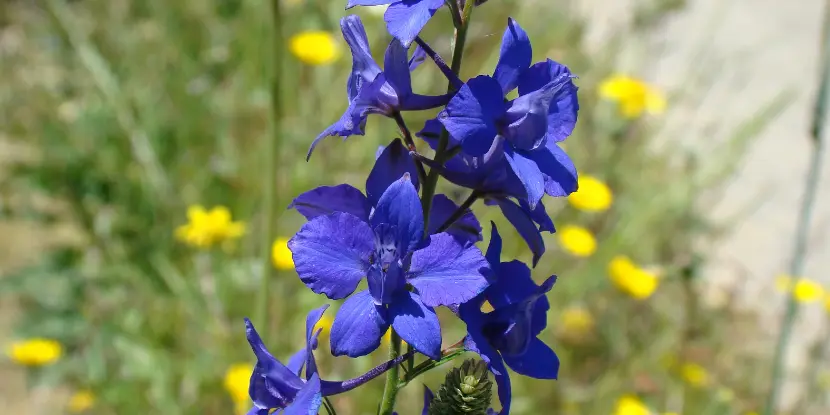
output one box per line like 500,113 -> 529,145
764,3 -> 830,413
257,0 -> 283,330
378,330 -> 403,415
398,347 -> 467,389
420,0 -> 475,231
436,190 -> 481,233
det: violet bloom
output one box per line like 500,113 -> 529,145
458,224 -> 560,415
289,174 -> 490,359
416,121 -> 561,266
309,15 -> 449,159
245,305 -> 415,414
436,17 -> 579,208
346,0 -> 445,47
292,138 -> 482,244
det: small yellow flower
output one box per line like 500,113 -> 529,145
561,306 -> 594,333
557,225 -> 597,257
680,362 -> 710,388
776,275 -> 824,303
6,338 -> 62,366
568,175 -> 613,212
67,390 -> 95,413
613,395 -> 651,415
272,237 -> 294,270
289,31 -> 341,66
224,363 -> 253,404
608,255 -> 659,300
599,74 -> 666,118
314,314 -> 334,338
175,205 -> 245,249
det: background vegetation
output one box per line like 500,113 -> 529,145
0,0 -> 803,414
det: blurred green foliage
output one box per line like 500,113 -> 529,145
0,0 -> 793,414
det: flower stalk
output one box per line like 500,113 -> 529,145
764,2 -> 830,413
257,0 -> 284,332
378,329 -> 403,415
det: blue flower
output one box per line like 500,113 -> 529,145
244,307 -> 327,415
309,15 -> 450,159
416,121 -> 560,266
291,138 -> 482,244
433,18 -> 579,208
288,174 -> 491,359
245,305 -> 415,414
457,224 -> 560,415
346,0 -> 445,48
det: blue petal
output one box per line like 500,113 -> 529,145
367,262 -> 405,305
245,319 -> 305,409
490,356 -> 512,415
503,147 -> 545,209
285,349 -> 306,377
289,213 -> 374,299
370,174 -> 424,255
351,72 -> 397,117
289,184 -> 371,222
407,232 -> 491,307
400,92 -> 453,111
439,76 -> 505,156
341,15 -> 382,100
384,38 -> 413,98
409,44 -> 427,71
330,290 -> 389,357
492,17 -> 531,95
389,291 -> 442,360
493,198 -> 544,267
501,338 -> 559,379
485,222 -> 502,269
347,0 -> 394,6
307,107 -> 367,160
415,118 -> 442,149
384,0 -> 446,47
367,139 -> 420,207
246,408 -> 269,415
303,305 -> 330,379
283,373 -> 323,415
485,260 -> 537,308
427,194 -> 482,243
517,59 -> 578,143
422,386 -> 435,415
528,140 -> 578,197
504,78 -> 563,151
520,199 -> 554,233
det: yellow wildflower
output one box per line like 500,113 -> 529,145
613,395 -> 651,415
568,175 -> 613,212
272,237 -> 294,270
599,74 -> 666,118
289,31 -> 341,66
314,313 -> 334,338
776,275 -> 824,303
67,390 -> 95,413
224,363 -> 253,404
608,255 -> 658,300
680,362 -> 710,388
557,225 -> 597,257
175,205 -> 245,249
6,338 -> 62,366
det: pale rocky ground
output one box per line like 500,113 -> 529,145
2,0 -> 829,413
